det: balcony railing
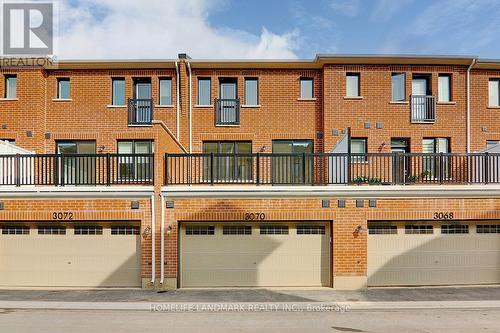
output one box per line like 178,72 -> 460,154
215,98 -> 240,125
411,95 -> 435,123
165,152 -> 500,186
128,98 -> 153,125
0,153 -> 154,186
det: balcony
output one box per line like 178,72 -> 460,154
411,95 -> 435,123
0,153 -> 154,186
215,98 -> 240,125
165,152 -> 500,186
128,98 -> 154,125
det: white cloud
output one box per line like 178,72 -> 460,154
55,0 -> 298,59
329,0 -> 359,17
371,0 -> 414,21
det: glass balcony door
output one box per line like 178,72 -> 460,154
57,141 -> 96,185
203,141 -> 252,183
219,79 -> 237,124
117,141 -> 153,182
272,140 -> 313,184
134,79 -> 152,123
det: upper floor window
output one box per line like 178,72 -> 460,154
244,78 -> 259,105
300,78 -> 313,99
198,78 -> 211,105
112,78 -> 125,106
438,74 -> 451,102
346,73 -> 360,97
489,79 -> 500,107
57,78 -> 70,99
391,73 -> 405,101
159,78 -> 172,105
4,75 -> 16,99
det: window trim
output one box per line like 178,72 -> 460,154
438,73 -> 452,103
197,77 -> 212,106
74,225 -> 103,235
56,78 -> 71,100
4,74 -> 17,99
158,77 -> 173,106
346,72 -> 361,97
391,72 -> 406,102
111,77 -> 126,106
244,77 -> 259,106
299,77 -> 314,99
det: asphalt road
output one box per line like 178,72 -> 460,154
1,308 -> 499,333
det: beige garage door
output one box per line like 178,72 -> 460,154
180,222 -> 331,287
368,221 -> 500,286
0,223 -> 141,287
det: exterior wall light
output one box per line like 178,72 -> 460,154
143,226 -> 151,238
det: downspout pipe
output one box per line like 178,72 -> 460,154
175,61 -> 180,140
466,58 -> 477,153
160,194 -> 165,285
187,62 -> 193,153
150,194 -> 156,285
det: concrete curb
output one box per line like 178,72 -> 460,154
1,300 -> 500,312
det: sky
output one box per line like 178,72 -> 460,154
55,0 -> 500,59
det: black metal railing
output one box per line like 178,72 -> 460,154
164,152 -> 500,186
215,98 -> 240,125
411,95 -> 436,122
0,153 -> 154,186
128,98 -> 154,125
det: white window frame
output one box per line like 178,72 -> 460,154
158,78 -> 172,106
489,79 -> 500,107
4,75 -> 17,99
300,78 -> 314,99
438,74 -> 451,102
346,73 -> 360,97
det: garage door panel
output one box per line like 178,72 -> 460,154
368,221 -> 500,286
0,224 -> 141,288
181,222 -> 330,287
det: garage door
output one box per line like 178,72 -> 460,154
0,223 -> 141,287
180,222 -> 331,287
368,221 -> 500,286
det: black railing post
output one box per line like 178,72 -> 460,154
439,152 -> 444,184
106,153 -> 111,186
302,152 -> 306,184
210,152 -> 214,185
256,153 -> 260,185
60,154 -> 65,186
54,155 -> 59,186
484,152 -> 490,184
15,154 -> 20,186
164,153 -> 168,186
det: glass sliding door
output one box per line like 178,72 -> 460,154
272,140 -> 313,184
202,141 -> 252,183
57,141 -> 96,185
422,138 -> 449,180
117,140 -> 153,182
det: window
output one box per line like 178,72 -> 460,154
4,75 -> 16,99
300,78 -> 313,99
476,225 -> 500,234
486,140 -> 500,150
260,225 -> 289,235
422,138 -> 449,154
272,140 -> 314,184
57,78 -> 70,99
368,225 -> 397,235
244,78 -> 258,105
111,226 -> 140,235
350,138 -> 367,162
112,78 -> 126,106
117,140 -> 153,181
202,141 -> 252,182
297,225 -> 325,235
489,79 -> 500,107
198,78 -> 211,105
159,78 -> 172,105
405,225 -> 433,234
441,224 -> 468,234
185,225 -> 215,235
38,226 -> 66,235
57,141 -> 96,185
391,73 -> 406,101
223,225 -> 252,235
422,138 -> 450,179
346,73 -> 360,97
2,226 -> 29,235
74,226 -> 103,235
438,74 -> 451,102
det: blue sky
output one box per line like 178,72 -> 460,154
56,0 -> 500,59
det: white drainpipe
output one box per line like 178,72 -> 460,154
150,194 -> 156,285
160,194 -> 165,285
466,58 -> 477,153
187,61 -> 193,153
175,61 -> 180,140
